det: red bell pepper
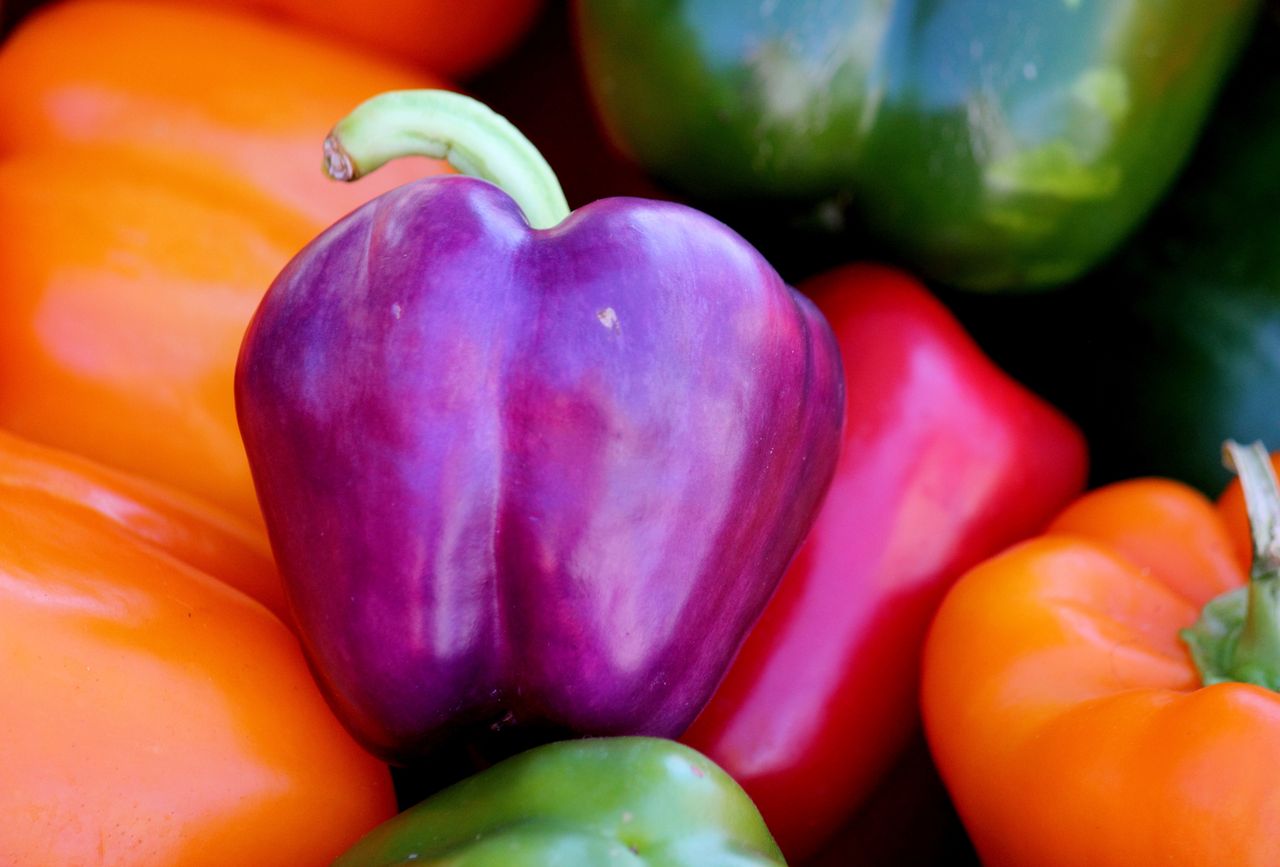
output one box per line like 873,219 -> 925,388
681,263 -> 1087,861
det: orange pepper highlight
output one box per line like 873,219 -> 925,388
0,0 -> 451,521
922,476 -> 1280,866
203,0 -> 545,79
0,429 -> 395,865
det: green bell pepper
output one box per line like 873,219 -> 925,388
334,738 -> 786,866
947,17 -> 1280,493
574,0 -> 1258,291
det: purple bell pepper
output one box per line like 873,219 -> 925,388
235,91 -> 844,763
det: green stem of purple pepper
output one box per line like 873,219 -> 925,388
323,89 -> 572,230
237,87 -> 844,765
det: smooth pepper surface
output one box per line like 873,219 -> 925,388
334,737 -> 786,867
946,17 -> 1280,494
921,453 -> 1280,865
574,0 -> 1259,290
681,263 -> 1086,861
0,0 -> 450,522
236,93 -> 844,763
0,430 -> 394,865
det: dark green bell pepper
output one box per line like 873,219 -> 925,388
334,738 -> 786,866
574,0 -> 1258,291
946,17 -> 1280,493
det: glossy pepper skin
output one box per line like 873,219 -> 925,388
0,429 -> 395,866
574,0 -> 1258,290
202,0 -> 544,79
335,738 -> 784,866
948,20 -> 1280,494
921,466 -> 1278,865
0,414 -> 288,618
680,264 -> 1086,861
236,101 -> 844,762
0,0 -> 448,521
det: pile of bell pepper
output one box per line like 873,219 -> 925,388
2,0 -> 1279,864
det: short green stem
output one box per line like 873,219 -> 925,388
323,90 -> 571,230
1182,440 -> 1280,689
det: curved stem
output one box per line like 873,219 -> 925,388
1228,440 -> 1280,571
324,90 -> 571,230
1224,441 -> 1280,684
1182,440 -> 1280,689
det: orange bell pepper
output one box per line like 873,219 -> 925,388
0,0 -> 450,521
0,419 -> 287,618
203,0 -> 545,79
921,445 -> 1280,866
0,428 -> 395,865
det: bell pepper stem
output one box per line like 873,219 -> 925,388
1182,440 -> 1280,689
324,90 -> 571,230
